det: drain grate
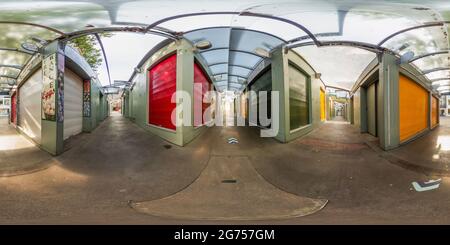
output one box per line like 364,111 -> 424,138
163,144 -> 172,149
222,179 -> 237,183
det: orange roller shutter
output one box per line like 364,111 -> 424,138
399,75 -> 428,142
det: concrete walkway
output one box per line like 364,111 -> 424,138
1,115 -> 450,224
380,117 -> 450,176
0,117 -> 54,177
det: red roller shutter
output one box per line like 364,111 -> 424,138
193,62 -> 211,126
148,54 -> 177,130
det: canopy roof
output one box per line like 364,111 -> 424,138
0,0 -> 449,93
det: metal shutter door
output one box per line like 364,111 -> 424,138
11,93 -> 17,124
193,62 -> 211,126
320,88 -> 326,121
19,68 -> 43,144
250,68 -> 272,128
64,69 -> 83,140
431,96 -> 439,128
148,54 -> 177,130
367,82 -> 377,137
399,75 -> 429,142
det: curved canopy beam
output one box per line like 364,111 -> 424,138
422,67 -> 450,75
94,33 -> 112,86
0,75 -> 17,80
144,11 -> 320,45
325,85 -> 351,92
287,40 -> 391,54
409,50 -> 449,63
0,21 -> 66,36
0,64 -> 23,70
0,47 -> 34,55
59,26 -> 178,42
431,77 -> 450,83
377,21 -> 449,47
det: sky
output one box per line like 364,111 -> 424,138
96,32 -> 165,86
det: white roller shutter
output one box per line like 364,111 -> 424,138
19,69 -> 43,144
63,69 -> 83,140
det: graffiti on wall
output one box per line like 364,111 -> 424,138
42,54 -> 57,121
83,80 -> 91,117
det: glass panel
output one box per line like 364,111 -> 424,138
0,1 -> 111,33
412,54 -> 449,73
231,16 -> 308,41
229,28 -> 285,52
201,49 -> 229,65
209,64 -> 228,75
229,66 -> 251,78
184,27 -> 231,49
0,50 -> 30,66
0,67 -> 20,78
228,75 -> 246,85
229,51 -> 260,69
289,64 -> 309,130
293,46 -> 375,90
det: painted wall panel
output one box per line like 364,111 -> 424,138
431,96 -> 439,128
399,74 -> 428,142
63,69 -> 83,140
148,54 -> 177,130
19,68 -> 42,144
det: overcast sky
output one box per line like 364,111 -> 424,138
96,33 -> 165,86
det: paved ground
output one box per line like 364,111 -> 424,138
386,117 -> 450,175
1,114 -> 450,224
0,117 -> 54,177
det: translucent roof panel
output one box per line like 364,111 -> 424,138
228,51 -> 260,69
426,70 -> 450,81
209,64 -> 228,75
0,24 -> 60,49
412,53 -> 450,70
294,46 -> 376,90
0,1 -> 111,33
0,50 -> 30,67
0,67 -> 21,78
229,75 -> 247,84
230,28 -> 285,52
229,66 -> 251,78
115,0 -> 260,26
201,49 -> 229,65
230,16 -> 309,41
184,27 -> 231,50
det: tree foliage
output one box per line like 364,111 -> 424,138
68,33 -> 112,72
